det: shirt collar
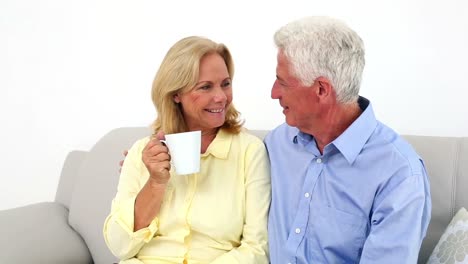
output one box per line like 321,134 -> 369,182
290,96 -> 378,164
201,128 -> 232,159
332,96 -> 378,164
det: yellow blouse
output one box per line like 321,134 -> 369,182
103,129 -> 271,264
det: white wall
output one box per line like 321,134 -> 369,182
1,0 -> 467,210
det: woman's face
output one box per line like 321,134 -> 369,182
174,52 -> 232,133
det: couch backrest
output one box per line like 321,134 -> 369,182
55,150 -> 88,209
68,127 -> 151,264
59,128 -> 468,264
402,135 -> 468,263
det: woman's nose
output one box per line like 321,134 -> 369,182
213,88 -> 227,102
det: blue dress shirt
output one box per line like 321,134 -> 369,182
266,97 -> 431,264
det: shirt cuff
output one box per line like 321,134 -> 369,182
115,197 -> 159,243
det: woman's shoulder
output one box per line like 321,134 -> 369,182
128,136 -> 151,153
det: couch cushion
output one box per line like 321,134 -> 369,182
68,127 -> 150,264
0,202 -> 92,264
426,207 -> 468,263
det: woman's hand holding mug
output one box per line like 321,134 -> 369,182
142,131 -> 171,185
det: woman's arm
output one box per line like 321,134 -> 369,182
103,136 -> 171,260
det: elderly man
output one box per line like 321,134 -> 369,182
266,16 -> 431,264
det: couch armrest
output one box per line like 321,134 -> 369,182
0,202 -> 92,264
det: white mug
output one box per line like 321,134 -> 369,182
162,130 -> 201,175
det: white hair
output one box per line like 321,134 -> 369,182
274,16 -> 365,104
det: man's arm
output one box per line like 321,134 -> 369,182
360,165 -> 431,264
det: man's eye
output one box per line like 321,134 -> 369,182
276,80 -> 285,87
275,79 -> 286,87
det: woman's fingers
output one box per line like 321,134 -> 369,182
142,135 -> 172,184
143,143 -> 170,160
145,151 -> 171,163
144,137 -> 165,152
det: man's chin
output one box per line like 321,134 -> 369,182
285,117 -> 297,128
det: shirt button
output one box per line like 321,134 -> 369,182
316,158 -> 322,163
304,192 -> 310,198
295,228 -> 301,234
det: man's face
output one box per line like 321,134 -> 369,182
271,51 -> 320,130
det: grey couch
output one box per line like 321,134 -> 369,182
0,127 -> 467,264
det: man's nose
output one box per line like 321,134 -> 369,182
271,81 -> 281,99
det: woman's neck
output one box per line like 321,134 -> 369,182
200,128 -> 219,153
201,128 -> 218,137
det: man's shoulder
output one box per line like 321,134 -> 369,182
265,123 -> 296,143
370,122 -> 423,173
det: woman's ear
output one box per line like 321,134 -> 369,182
173,93 -> 181,103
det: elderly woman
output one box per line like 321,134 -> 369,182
103,36 -> 271,264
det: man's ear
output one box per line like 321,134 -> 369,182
173,93 -> 181,103
315,76 -> 332,98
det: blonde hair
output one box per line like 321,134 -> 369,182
151,36 -> 243,134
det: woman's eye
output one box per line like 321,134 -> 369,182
222,81 -> 231,87
199,85 -> 210,90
